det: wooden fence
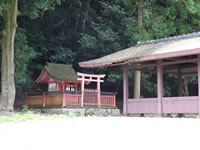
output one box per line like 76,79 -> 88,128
26,91 -> 116,108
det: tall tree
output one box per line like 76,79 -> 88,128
0,0 -> 18,111
0,0 -> 63,111
134,0 -> 143,98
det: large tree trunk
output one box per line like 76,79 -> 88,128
134,0 -> 143,98
0,0 -> 18,111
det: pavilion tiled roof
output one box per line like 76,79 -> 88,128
79,32 -> 200,68
44,63 -> 77,81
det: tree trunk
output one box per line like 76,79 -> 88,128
133,0 -> 143,98
0,0 -> 18,111
82,4 -> 89,31
183,77 -> 189,96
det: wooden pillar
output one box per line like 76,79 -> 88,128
62,82 -> 65,91
56,83 -> 59,91
178,68 -> 182,96
157,60 -> 163,116
81,76 -> 85,107
123,65 -> 128,115
75,83 -> 78,91
42,93 -> 46,107
113,95 -> 116,107
198,55 -> 200,115
97,77 -> 101,107
62,92 -> 66,107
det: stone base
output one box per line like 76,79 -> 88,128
38,107 -> 120,116
85,108 -> 120,116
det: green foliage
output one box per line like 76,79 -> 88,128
15,28 -> 37,89
20,0 -> 65,19
49,48 -> 75,63
0,0 -> 9,11
107,73 -> 122,84
79,34 -> 97,49
76,0 -> 130,63
21,105 -> 29,112
141,72 -> 157,97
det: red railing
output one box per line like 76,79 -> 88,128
64,93 -> 81,106
26,91 -> 116,107
101,95 -> 116,107
83,89 -> 98,106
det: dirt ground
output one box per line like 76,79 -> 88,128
0,117 -> 200,150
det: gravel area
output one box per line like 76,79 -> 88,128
0,117 -> 200,150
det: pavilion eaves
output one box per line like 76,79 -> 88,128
79,32 -> 200,68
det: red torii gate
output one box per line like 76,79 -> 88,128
77,72 -> 105,107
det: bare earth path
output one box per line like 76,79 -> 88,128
0,117 -> 200,150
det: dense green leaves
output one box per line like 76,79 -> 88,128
14,28 -> 37,89
0,1 -> 9,11
19,0 -> 64,19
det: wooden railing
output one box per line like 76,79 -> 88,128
26,91 -> 116,108
64,92 -> 81,106
127,98 -> 158,114
162,96 -> 198,113
101,92 -> 116,107
127,96 -> 199,114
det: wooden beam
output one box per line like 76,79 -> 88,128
161,58 -> 197,66
77,72 -> 105,78
77,78 -> 104,82
127,63 -> 156,70
123,65 -> 128,115
127,58 -> 197,71
157,60 -> 163,116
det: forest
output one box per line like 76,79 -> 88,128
1,0 -> 200,110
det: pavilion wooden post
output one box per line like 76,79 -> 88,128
123,65 -> 128,115
157,60 -> 163,116
81,75 -> 85,107
198,55 -> 200,115
178,68 -> 182,96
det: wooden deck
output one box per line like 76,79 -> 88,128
26,91 -> 116,108
127,96 -> 199,114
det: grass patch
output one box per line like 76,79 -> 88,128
0,111 -> 80,123
0,111 -> 45,123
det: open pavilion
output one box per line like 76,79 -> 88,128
79,32 -> 200,116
